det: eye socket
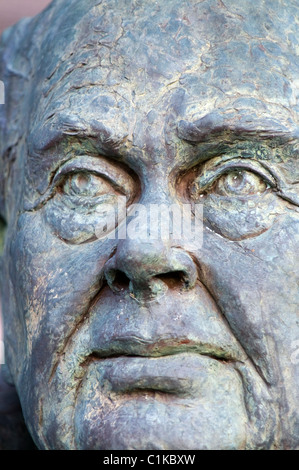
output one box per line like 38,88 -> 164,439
210,169 -> 268,197
61,171 -> 117,198
190,158 -> 276,201
185,157 -> 283,241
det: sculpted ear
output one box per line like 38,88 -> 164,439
0,17 -> 35,221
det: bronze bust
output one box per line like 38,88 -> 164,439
0,0 -> 298,450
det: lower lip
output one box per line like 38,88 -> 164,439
87,352 -> 233,398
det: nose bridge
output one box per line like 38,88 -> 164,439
142,171 -> 173,205
104,155 -> 199,299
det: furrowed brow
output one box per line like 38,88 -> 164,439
177,113 -> 299,145
29,114 -> 128,156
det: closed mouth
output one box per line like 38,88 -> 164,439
80,346 -> 239,398
85,335 -> 240,364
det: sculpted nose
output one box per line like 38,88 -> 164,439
104,240 -> 198,301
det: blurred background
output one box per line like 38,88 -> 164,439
0,0 -> 52,35
1,1 -> 52,363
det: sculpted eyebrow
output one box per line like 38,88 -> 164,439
30,115 -> 128,155
177,116 -> 298,145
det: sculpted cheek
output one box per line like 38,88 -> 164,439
9,212 -> 116,374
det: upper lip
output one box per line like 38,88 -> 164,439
78,284 -> 248,370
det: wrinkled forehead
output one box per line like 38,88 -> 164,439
29,0 -> 299,139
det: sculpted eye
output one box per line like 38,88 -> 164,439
210,170 -> 268,197
186,156 -> 284,241
190,158 -> 276,201
62,172 -> 117,197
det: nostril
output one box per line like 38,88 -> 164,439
155,271 -> 187,289
112,270 -> 131,291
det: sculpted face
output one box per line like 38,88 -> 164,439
0,0 -> 299,450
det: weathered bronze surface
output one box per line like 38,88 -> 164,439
0,0 -> 298,450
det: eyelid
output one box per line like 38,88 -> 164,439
52,155 -> 136,198
193,157 -> 277,193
